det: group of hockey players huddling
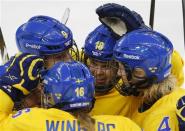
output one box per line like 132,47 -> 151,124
0,3 -> 185,131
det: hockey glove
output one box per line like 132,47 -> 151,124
0,53 -> 44,102
176,96 -> 185,130
96,3 -> 150,36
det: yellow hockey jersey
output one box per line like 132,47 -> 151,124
171,50 -> 184,87
89,81 -> 136,117
131,88 -> 185,131
0,90 -> 141,131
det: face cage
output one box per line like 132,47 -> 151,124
69,40 -> 80,61
116,63 -> 154,96
82,54 -> 120,93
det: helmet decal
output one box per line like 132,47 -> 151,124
61,31 -> 68,39
95,41 -> 105,51
148,67 -> 158,73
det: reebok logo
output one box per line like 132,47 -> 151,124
26,43 -> 41,50
123,54 -> 140,60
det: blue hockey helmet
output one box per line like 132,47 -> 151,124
16,15 -> 74,56
114,29 -> 173,95
83,24 -> 117,61
43,61 -> 95,111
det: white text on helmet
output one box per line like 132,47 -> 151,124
26,43 -> 41,50
70,102 -> 90,107
92,51 -> 102,56
164,70 -> 171,78
123,54 -> 140,60
64,40 -> 71,47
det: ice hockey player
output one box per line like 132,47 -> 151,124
15,15 -> 79,108
82,24 -> 135,116
113,29 -> 185,131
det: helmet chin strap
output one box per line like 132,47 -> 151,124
118,66 -> 156,96
120,76 -> 155,96
117,63 -> 157,96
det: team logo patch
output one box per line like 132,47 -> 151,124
149,67 -> 158,73
55,93 -> 62,99
76,79 -> 83,84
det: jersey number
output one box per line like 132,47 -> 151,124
12,108 -> 30,118
158,116 -> 171,131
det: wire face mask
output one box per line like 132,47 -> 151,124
116,63 -> 151,96
86,58 -> 119,94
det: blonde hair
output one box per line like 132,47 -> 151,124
141,75 -> 177,104
73,111 -> 95,131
